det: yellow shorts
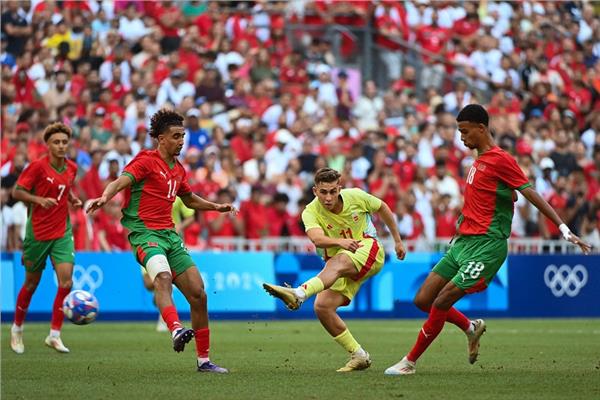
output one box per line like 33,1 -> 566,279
330,237 -> 385,303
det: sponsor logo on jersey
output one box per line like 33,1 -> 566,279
159,171 -> 168,180
326,224 -> 333,230
46,177 -> 55,184
147,241 -> 158,247
352,213 -> 359,222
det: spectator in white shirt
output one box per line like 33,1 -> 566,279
156,69 -> 196,107
118,3 -> 151,44
353,80 -> 384,132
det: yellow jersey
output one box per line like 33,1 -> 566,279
302,188 -> 381,259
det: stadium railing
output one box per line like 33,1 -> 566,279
209,237 -> 598,254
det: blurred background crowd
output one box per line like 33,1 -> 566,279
1,0 -> 600,252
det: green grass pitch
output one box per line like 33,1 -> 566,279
3,319 -> 600,400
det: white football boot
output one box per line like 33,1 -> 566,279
384,356 -> 416,375
45,335 -> 70,353
467,319 -> 486,364
10,326 -> 24,354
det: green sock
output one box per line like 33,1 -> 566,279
299,277 -> 324,299
333,329 -> 361,353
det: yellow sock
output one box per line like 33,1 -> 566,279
333,329 -> 361,353
299,277 -> 324,298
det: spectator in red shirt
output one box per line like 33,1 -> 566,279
374,1 -> 409,81
94,197 -> 129,251
266,192 -> 301,237
239,185 -> 270,239
78,150 -> 104,201
153,1 -> 182,53
395,191 -> 424,240
206,189 -> 245,246
230,118 -> 254,164
416,11 -> 449,90
434,193 -> 457,239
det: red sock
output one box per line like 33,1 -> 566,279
421,305 -> 471,332
14,286 -> 34,327
407,306 -> 448,362
50,287 -> 71,330
446,307 -> 471,332
161,305 -> 182,332
194,328 -> 210,358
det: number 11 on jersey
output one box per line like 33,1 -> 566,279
339,227 -> 352,238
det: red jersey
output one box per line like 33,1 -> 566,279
458,147 -> 530,238
16,156 -> 78,241
122,150 -> 192,232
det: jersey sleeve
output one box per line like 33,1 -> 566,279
496,153 -> 531,190
352,188 -> 382,212
122,153 -> 150,183
15,161 -> 39,191
302,205 -> 322,231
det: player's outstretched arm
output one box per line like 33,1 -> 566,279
520,186 -> 592,254
376,201 -> 406,260
12,186 -> 58,209
180,192 -> 238,214
86,175 -> 133,214
306,228 -> 361,252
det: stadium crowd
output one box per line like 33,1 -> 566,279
1,0 -> 600,252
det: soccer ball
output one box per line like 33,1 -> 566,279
63,290 -> 99,325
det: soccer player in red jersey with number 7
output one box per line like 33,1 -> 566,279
10,122 -> 82,354
385,104 -> 592,376
87,109 -> 236,373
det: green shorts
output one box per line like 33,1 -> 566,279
432,235 -> 507,293
129,229 -> 195,278
22,227 -> 75,272
330,237 -> 385,303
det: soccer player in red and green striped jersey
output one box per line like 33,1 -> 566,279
10,122 -> 83,355
86,109 -> 235,373
385,104 -> 592,376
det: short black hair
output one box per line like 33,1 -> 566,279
149,109 -> 184,138
456,104 -> 489,127
273,192 -> 289,204
43,122 -> 72,142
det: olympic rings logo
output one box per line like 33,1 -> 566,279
543,264 -> 588,298
55,264 -> 104,294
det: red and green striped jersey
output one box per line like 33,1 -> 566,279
16,155 -> 77,241
457,146 -> 531,239
121,150 -> 192,232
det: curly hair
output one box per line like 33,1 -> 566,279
43,122 -> 72,142
314,167 -> 341,185
149,108 -> 184,138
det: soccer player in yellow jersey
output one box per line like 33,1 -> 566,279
263,167 -> 406,372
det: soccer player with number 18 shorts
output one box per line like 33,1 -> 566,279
263,167 -> 407,372
385,104 -> 592,376
87,109 -> 236,373
10,122 -> 83,354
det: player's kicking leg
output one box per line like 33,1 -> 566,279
315,290 -> 371,372
263,253 -> 357,311
262,282 -> 304,310
146,256 -> 195,353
